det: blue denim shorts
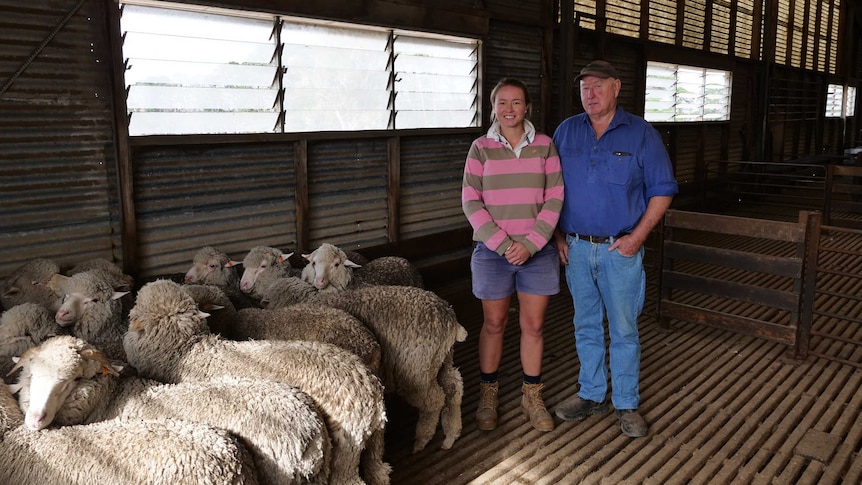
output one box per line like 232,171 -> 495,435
470,241 -> 560,300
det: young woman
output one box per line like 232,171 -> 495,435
461,78 -> 564,432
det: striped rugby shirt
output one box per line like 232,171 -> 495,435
462,120 -> 565,256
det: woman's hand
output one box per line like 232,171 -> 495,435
505,241 -> 530,265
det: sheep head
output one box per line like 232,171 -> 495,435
7,335 -> 120,431
239,246 -> 293,294
301,243 -> 362,292
51,270 -> 129,327
184,246 -> 241,287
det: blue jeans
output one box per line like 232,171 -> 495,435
563,234 -> 645,410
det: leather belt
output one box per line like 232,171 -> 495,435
569,233 -> 625,244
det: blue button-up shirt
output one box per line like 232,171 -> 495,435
552,106 -> 678,236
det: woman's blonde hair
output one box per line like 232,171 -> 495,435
489,78 -> 532,122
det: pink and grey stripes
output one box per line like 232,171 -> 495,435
462,133 -> 564,256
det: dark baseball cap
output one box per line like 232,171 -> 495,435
575,60 -> 621,82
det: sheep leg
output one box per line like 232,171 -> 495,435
328,428 -> 365,485
437,355 -> 464,450
404,381 -> 446,453
359,428 -> 391,485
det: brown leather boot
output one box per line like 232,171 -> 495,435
521,383 -> 554,432
476,382 -> 499,431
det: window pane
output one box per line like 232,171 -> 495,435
393,35 -> 479,129
644,61 -> 731,122
825,84 -> 843,118
122,5 -> 279,135
121,2 -> 479,135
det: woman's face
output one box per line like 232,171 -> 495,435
493,85 -> 528,129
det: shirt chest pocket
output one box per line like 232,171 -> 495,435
606,151 -> 637,186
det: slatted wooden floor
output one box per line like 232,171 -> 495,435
382,274 -> 862,484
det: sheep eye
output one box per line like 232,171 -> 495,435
209,263 -> 218,270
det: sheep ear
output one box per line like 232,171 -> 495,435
259,298 -> 271,308
198,302 -> 224,312
302,252 -> 312,261
79,348 -> 121,376
8,383 -> 22,395
345,259 -> 362,269
198,310 -> 211,319
111,291 -> 130,301
278,252 -> 294,264
128,318 -> 145,332
46,273 -> 69,294
226,260 -> 242,268
2,286 -> 20,297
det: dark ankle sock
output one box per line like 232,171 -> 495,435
480,371 -> 498,384
522,373 -> 541,385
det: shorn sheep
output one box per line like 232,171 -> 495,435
260,279 -> 467,453
1,258 -> 62,312
124,279 -> 390,485
184,246 -> 260,309
301,243 -> 423,292
9,336 -> 331,485
0,303 -> 63,378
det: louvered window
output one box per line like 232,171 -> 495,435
645,61 -> 732,122
826,84 -> 857,118
681,0 -> 706,50
734,0 -> 757,60
709,1 -> 731,55
121,2 -> 480,135
574,0 -> 598,29
648,0 -> 676,45
606,0 -> 641,38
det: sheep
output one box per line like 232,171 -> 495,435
258,275 -> 320,310
235,305 -> 382,375
49,269 -> 128,361
301,243 -> 423,293
9,336 -> 331,485
1,258 -> 62,312
260,280 -> 467,453
67,257 -> 134,292
239,246 -> 298,297
181,283 -> 380,374
313,285 -> 466,453
184,246 -> 260,309
0,303 -> 64,378
124,279 -> 391,485
0,416 -> 259,485
181,283 -> 241,336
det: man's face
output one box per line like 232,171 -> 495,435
579,75 -> 620,119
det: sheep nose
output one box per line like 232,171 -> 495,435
25,411 -> 47,430
184,274 -> 194,283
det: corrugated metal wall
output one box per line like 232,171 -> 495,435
0,0 -> 120,278
484,20 -> 545,129
132,142 -> 297,279
400,134 -> 475,239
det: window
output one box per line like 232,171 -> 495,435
826,84 -> 857,118
121,2 -> 480,135
644,62 -> 732,122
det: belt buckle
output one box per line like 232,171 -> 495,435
589,235 -> 602,244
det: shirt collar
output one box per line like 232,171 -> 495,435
579,106 -> 632,130
487,119 -> 536,148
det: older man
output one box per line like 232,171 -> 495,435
552,60 -> 678,437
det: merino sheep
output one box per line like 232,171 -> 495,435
235,305 -> 382,374
0,416 -> 259,485
1,258 -> 62,312
124,279 -> 390,485
239,246 -> 303,299
181,283 -> 241,336
9,336 -> 330,485
0,303 -> 64,378
258,275 -> 320,310
184,246 -> 260,309
49,269 -> 128,361
313,285 -> 466,453
260,279 -> 466,453
301,243 -> 423,292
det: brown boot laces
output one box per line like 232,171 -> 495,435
524,383 -> 549,413
480,383 -> 499,411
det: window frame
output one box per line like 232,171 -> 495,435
120,1 -> 482,137
643,61 -> 733,123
